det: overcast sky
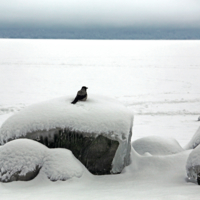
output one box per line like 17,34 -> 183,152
0,0 -> 200,29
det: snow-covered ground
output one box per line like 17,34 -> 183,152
0,39 -> 200,199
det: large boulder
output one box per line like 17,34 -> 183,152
0,139 -> 84,182
0,94 -> 133,175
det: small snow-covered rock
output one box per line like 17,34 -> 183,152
0,139 -> 47,182
0,139 -> 84,182
0,95 -> 133,175
186,145 -> 200,183
132,136 -> 183,156
185,126 -> 200,149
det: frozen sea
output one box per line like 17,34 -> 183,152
0,39 -> 200,147
1,39 -> 200,200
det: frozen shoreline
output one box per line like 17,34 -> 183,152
1,39 -> 200,199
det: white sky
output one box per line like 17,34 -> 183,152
0,0 -> 200,28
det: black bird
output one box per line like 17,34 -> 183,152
71,86 -> 88,104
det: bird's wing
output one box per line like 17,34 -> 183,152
77,90 -> 85,96
77,93 -> 87,100
71,93 -> 87,104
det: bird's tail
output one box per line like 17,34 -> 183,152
71,98 -> 78,104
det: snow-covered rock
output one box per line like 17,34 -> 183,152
0,95 -> 133,175
132,136 -> 183,156
186,145 -> 200,183
0,139 -> 84,182
185,126 -> 200,149
0,139 -> 45,182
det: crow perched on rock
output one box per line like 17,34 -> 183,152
71,86 -> 88,104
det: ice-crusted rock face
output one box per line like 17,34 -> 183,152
185,126 -> 200,150
132,136 -> 183,156
0,94 -> 133,175
186,145 -> 200,183
0,139 -> 84,182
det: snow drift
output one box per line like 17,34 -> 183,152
132,136 -> 183,156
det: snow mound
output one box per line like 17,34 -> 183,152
0,139 -> 84,182
185,126 -> 200,149
186,145 -> 200,181
0,94 -> 133,144
132,136 -> 183,156
42,148 -> 83,181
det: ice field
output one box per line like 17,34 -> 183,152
0,39 -> 200,199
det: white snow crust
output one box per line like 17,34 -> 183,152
185,126 -> 200,149
0,139 -> 84,182
0,94 -> 133,144
132,136 -> 183,156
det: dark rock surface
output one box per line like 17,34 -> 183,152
27,129 -> 119,175
0,166 -> 41,183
